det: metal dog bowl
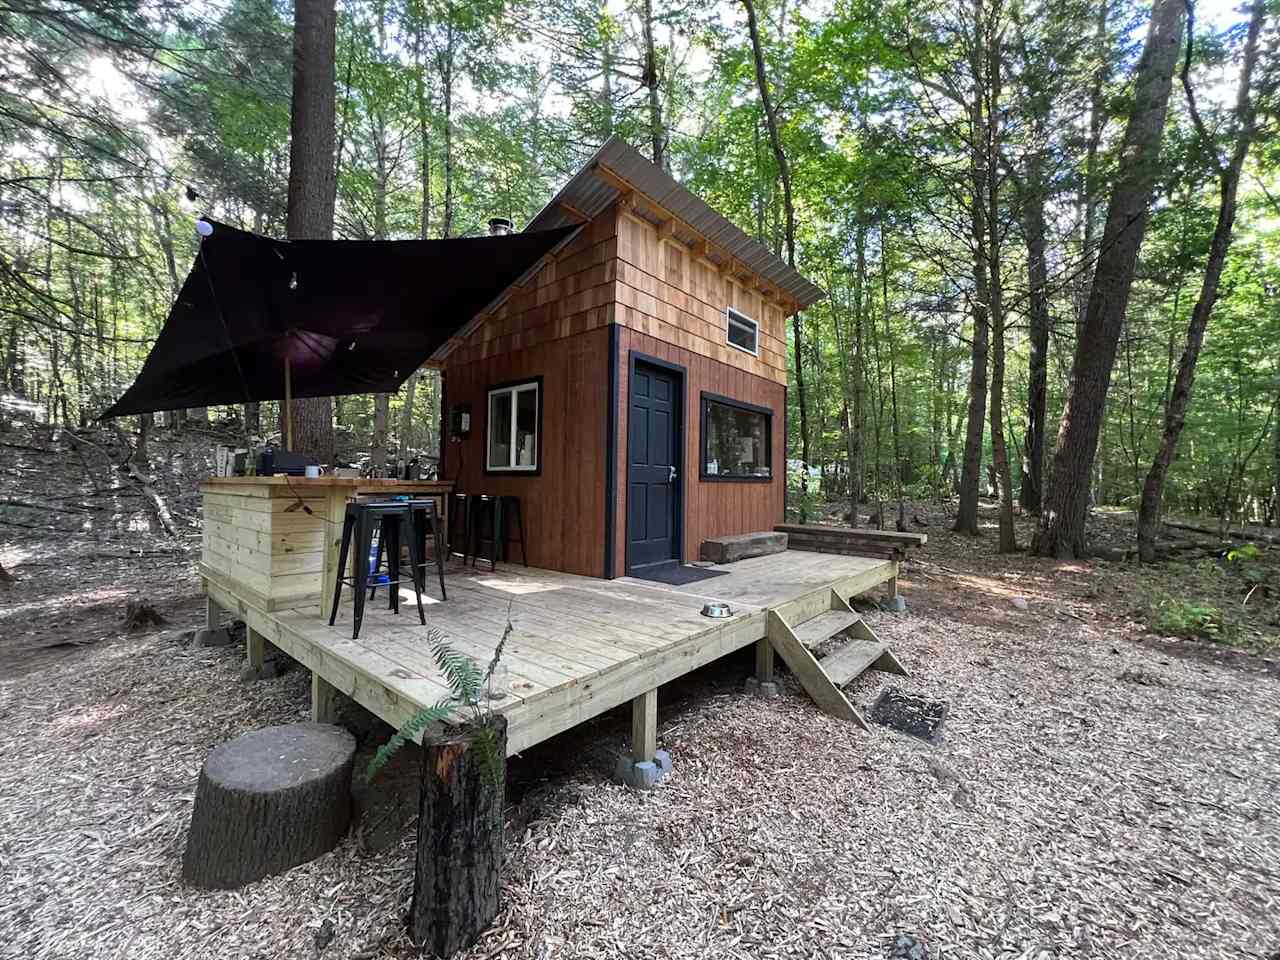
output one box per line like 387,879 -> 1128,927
700,601 -> 733,619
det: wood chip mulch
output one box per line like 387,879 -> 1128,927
2,568 -> 1279,959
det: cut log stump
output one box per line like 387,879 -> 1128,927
410,715 -> 507,956
183,722 -> 356,889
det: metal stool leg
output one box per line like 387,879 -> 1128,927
352,510 -> 370,640
329,512 -> 355,626
406,515 -> 427,625
384,515 -> 401,615
510,497 -> 527,567
433,514 -> 448,600
368,525 -> 385,601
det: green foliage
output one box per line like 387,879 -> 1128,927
366,618 -> 511,783
1226,543 -> 1267,586
1149,595 -> 1232,643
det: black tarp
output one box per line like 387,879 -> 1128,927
100,219 -> 578,418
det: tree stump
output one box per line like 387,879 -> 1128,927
183,722 -> 356,889
409,715 -> 507,956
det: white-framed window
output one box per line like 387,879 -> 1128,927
486,379 -> 540,472
726,306 -> 759,355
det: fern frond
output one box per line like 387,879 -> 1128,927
473,723 -> 505,787
365,699 -> 453,781
482,603 -> 514,688
429,630 -> 482,703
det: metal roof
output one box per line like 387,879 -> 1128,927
526,136 -> 826,312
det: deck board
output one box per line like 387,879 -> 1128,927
209,551 -> 895,754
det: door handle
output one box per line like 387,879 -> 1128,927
668,465 -> 677,483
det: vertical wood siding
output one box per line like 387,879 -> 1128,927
612,327 -> 786,575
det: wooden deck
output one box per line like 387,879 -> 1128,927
202,551 -> 896,755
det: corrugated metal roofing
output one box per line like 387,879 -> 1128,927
526,136 -> 826,311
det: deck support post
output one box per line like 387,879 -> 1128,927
744,638 -> 779,698
194,589 -> 233,647
613,688 -> 670,789
240,626 -> 280,681
884,562 -> 907,613
311,672 -> 343,724
205,594 -> 222,629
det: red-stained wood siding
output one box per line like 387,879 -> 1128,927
443,326 -> 610,578
611,328 -> 786,575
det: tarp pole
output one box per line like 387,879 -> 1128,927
284,355 -> 293,451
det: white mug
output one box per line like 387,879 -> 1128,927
304,465 -> 321,478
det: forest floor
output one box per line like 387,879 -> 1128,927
2,422 -> 1279,959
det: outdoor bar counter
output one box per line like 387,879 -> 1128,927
199,477 -> 453,617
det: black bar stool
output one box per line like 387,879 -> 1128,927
466,495 -> 527,570
329,500 -> 426,639
500,495 -> 528,567
404,498 -> 448,601
449,493 -> 471,561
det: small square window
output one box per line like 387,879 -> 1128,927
486,380 -> 540,472
726,307 -> 758,355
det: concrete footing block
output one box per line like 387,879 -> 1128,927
194,627 -> 234,648
744,677 -> 780,698
613,753 -> 670,789
884,596 -> 908,613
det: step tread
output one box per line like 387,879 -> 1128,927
790,609 -> 860,649
820,639 -> 888,686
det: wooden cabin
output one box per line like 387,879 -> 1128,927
198,138 -> 922,776
428,136 -> 823,579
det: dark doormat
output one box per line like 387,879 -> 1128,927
632,564 -> 729,586
868,687 -> 947,743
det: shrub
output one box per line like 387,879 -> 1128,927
1150,595 -> 1231,642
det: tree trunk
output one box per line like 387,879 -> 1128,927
1019,153 -> 1050,515
980,1 -> 1015,553
642,0 -> 664,169
1137,1 -> 1265,562
183,723 -> 355,890
372,394 -> 389,474
282,0 -> 337,463
441,9 -> 456,239
742,0 -> 809,514
849,218 -> 867,516
409,716 -> 507,955
953,48 -> 991,537
1035,0 -> 1186,558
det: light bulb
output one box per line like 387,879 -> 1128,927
195,219 -> 213,237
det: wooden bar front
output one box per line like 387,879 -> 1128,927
200,477 -> 453,616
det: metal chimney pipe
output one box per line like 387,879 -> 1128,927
487,217 -> 514,236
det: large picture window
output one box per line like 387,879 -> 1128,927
486,379 -> 541,472
700,392 -> 772,481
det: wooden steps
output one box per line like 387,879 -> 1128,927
766,588 -> 908,729
791,609 -> 859,649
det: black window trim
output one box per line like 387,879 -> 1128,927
483,375 -> 544,476
699,390 -> 773,483
726,306 -> 759,356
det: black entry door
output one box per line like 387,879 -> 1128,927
628,361 -> 681,571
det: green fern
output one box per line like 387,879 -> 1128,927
428,630 -> 483,706
366,699 -> 454,780
366,618 -> 513,782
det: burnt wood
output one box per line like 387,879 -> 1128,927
409,715 -> 508,956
